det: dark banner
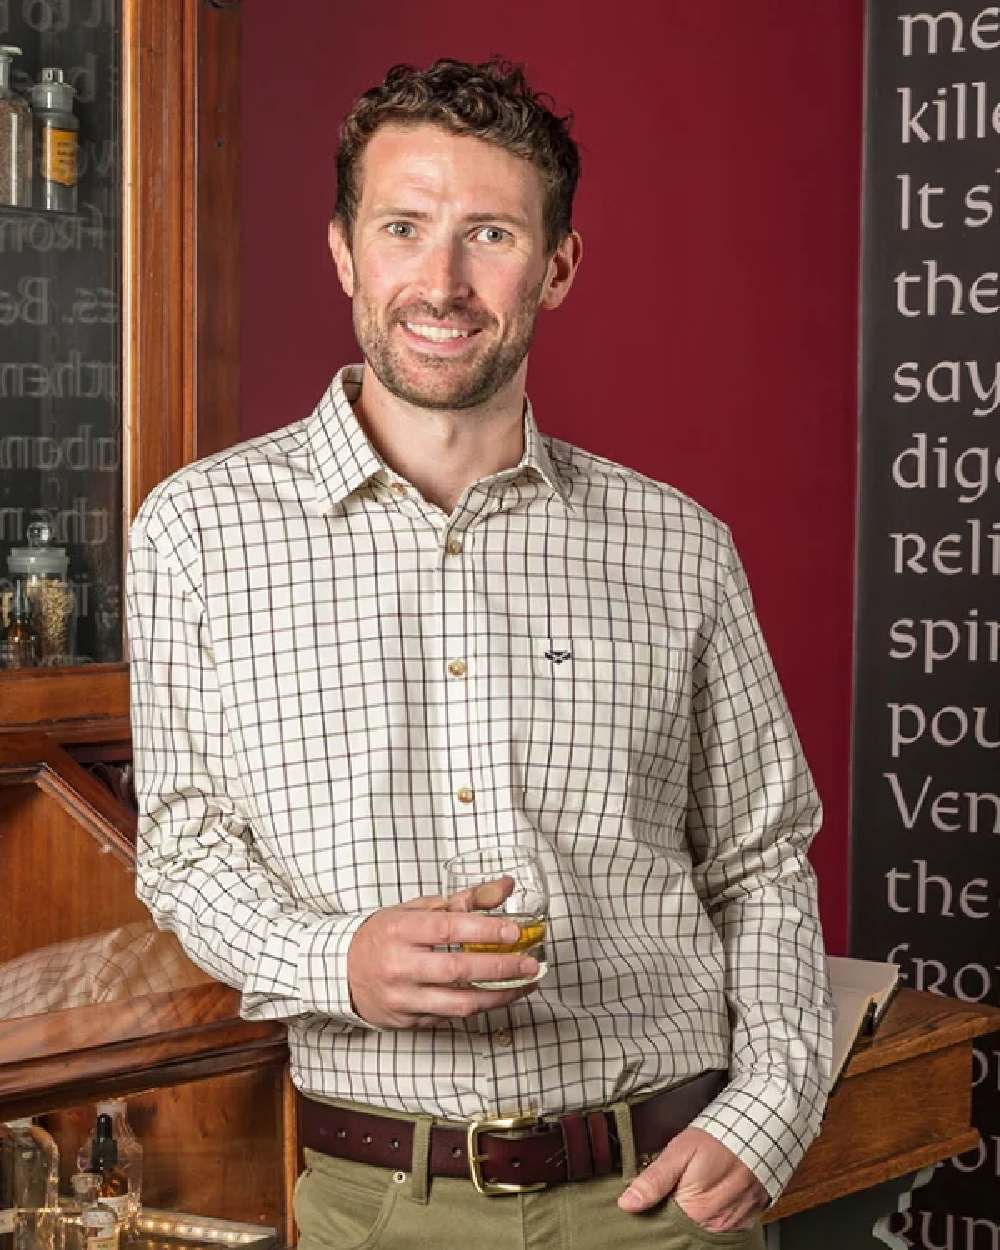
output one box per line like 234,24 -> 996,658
852,3 -> 1000,1244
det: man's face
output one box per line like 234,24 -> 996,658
329,123 -> 578,411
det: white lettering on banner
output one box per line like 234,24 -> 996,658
971,1047 -> 1000,1091
883,772 -> 1000,834
899,9 -> 1000,57
886,859 -> 991,917
895,1207 -> 1000,1250
899,83 -> 1000,143
892,359 -> 1000,414
895,260 -> 1000,315
892,434 -> 1000,503
890,522 -> 1000,576
887,943 -> 1000,1001
888,613 -> 1000,672
952,1135 -> 1000,1176
888,702 -> 1000,757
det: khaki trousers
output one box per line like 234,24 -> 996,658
294,1106 -> 766,1250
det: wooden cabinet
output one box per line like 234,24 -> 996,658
0,0 -> 240,727
0,4 -> 288,1245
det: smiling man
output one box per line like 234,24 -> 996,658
127,59 -> 832,1250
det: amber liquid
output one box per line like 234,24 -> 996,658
463,914 -> 546,954
462,913 -> 548,988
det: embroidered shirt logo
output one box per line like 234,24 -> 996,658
544,648 -> 572,664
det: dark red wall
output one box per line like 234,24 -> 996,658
241,1 -> 864,953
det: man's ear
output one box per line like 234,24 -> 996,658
540,230 -> 583,311
328,218 -> 355,298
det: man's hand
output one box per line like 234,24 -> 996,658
618,1127 -> 768,1231
347,878 -> 541,1028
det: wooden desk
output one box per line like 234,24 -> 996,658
764,989 -> 1000,1248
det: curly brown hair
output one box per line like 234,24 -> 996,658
335,57 -> 581,254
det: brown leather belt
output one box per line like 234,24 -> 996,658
298,1070 -> 726,1194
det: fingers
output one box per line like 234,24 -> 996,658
347,897 -> 544,1029
618,1127 -> 768,1230
618,1137 -> 692,1212
445,875 -> 516,913
400,979 -> 538,1025
384,902 -> 524,950
404,946 -> 539,989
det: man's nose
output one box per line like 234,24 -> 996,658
418,238 -> 473,307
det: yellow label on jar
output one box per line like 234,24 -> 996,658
43,128 -> 78,187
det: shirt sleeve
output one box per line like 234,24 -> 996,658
126,486 -> 371,1028
683,532 -> 833,1201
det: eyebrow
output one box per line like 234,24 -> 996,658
372,208 -> 530,228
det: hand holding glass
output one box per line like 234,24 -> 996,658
443,846 -> 549,989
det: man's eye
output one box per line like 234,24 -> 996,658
386,222 -> 416,238
475,226 -> 510,244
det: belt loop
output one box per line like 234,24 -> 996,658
611,1101 -> 637,1181
409,1114 -> 434,1204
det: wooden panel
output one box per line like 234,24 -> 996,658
0,733 -> 136,850
123,0 -> 187,519
0,1007 -> 286,1116
770,1042 -> 973,1220
843,988 -> 1000,1076
0,787 -> 147,963
0,668 -> 129,728
125,0 -> 241,515
43,1063 -> 287,1230
192,0 -> 241,462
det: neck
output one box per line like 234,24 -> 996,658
353,364 -> 528,514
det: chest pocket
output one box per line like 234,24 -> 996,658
499,636 -> 687,829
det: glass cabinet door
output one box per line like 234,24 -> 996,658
1,0 -> 123,668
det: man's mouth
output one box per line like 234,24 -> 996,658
403,321 -> 482,343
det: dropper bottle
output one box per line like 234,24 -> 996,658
31,68 -> 78,212
0,46 -> 31,207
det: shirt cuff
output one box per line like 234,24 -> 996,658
240,910 -> 375,1028
687,1073 -> 823,1202
297,910 -> 376,1025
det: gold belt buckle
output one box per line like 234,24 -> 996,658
466,1112 -> 549,1195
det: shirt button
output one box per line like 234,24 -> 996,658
390,482 -> 407,496
494,1029 -> 512,1047
445,537 -> 463,556
456,786 -> 475,804
447,659 -> 467,678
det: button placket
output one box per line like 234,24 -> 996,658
440,527 -> 474,818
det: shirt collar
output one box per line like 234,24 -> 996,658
306,364 -> 572,512
305,366 -> 385,512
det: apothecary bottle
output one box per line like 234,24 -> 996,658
62,1175 -> 117,1250
0,45 -> 31,207
77,1107 -> 140,1237
0,1119 -> 59,1250
7,521 -> 75,664
0,581 -> 38,669
31,68 -> 78,213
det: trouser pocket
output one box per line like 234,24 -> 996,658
661,1199 -> 764,1248
294,1148 -> 401,1250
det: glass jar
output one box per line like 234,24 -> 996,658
7,521 -> 75,664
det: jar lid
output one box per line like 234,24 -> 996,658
8,520 -> 68,579
32,67 -> 76,113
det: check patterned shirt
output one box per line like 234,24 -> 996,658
127,365 -> 832,1199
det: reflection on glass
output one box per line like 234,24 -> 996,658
0,924 -> 210,1023
0,2 -> 122,667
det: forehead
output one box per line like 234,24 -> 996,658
357,122 -> 545,219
